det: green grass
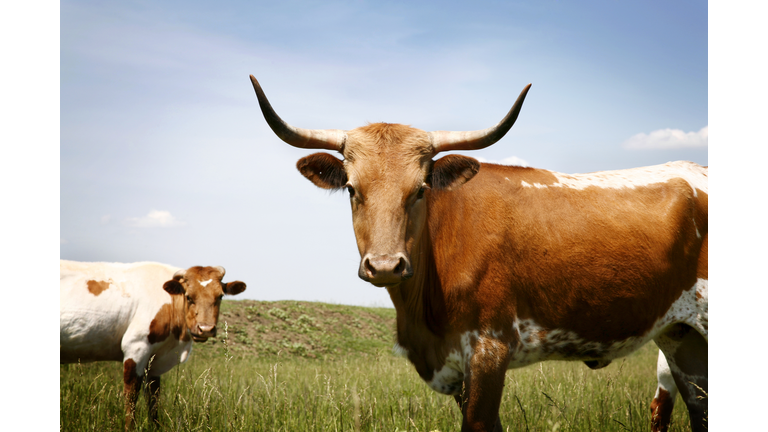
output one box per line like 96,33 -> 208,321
60,300 -> 694,431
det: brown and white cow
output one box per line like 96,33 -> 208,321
249,76 -> 707,432
60,260 -> 246,429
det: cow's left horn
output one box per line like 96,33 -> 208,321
428,83 -> 531,154
250,75 -> 347,151
173,269 -> 186,280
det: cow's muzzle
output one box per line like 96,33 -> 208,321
190,324 -> 217,342
359,253 -> 413,287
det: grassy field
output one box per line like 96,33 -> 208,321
60,300 -> 694,431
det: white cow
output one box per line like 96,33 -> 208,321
60,260 -> 246,429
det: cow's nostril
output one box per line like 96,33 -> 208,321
394,257 -> 405,275
364,257 -> 377,277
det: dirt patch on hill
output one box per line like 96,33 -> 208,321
194,300 -> 398,360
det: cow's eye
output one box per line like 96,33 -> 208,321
416,185 -> 428,200
346,185 -> 355,198
185,295 -> 193,304
218,294 -> 224,301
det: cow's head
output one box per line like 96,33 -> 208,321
251,76 -> 530,287
162,266 -> 246,342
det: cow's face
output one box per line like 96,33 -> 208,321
163,266 -> 246,341
249,76 -> 529,287
297,125 -> 480,287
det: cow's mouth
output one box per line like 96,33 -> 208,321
370,280 -> 402,288
190,333 -> 210,343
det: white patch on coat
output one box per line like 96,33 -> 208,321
427,350 -> 464,395
392,343 -> 408,358
654,351 -> 678,399
654,278 -> 708,341
518,161 -> 707,194
694,219 -> 701,239
199,279 -> 212,287
520,180 -> 547,189
426,329 -> 507,396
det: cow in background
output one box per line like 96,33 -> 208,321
60,260 -> 246,429
249,76 -> 707,432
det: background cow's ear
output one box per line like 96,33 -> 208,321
163,279 -> 185,295
223,281 -> 246,296
429,155 -> 480,191
296,153 -> 348,190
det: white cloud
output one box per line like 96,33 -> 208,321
475,155 -> 531,167
622,126 -> 708,150
124,210 -> 185,228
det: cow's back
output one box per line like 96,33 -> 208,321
60,260 -> 179,363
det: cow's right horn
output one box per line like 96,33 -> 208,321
250,75 -> 347,152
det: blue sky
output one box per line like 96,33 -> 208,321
58,0 -> 709,308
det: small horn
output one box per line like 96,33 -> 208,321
213,266 -> 225,277
429,84 -> 532,154
173,269 -> 186,280
250,75 -> 346,151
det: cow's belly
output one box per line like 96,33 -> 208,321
419,279 -> 708,394
60,308 -> 129,363
506,321 -> 655,368
60,341 -> 124,363
507,278 -> 708,367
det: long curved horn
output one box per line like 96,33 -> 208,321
250,75 -> 346,151
428,83 -> 532,154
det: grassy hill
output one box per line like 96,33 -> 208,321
61,300 -> 694,431
193,299 -> 398,361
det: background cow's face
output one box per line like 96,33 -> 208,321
296,124 -> 480,287
163,266 -> 246,341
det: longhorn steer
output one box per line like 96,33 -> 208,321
249,76 -> 708,432
60,260 -> 246,429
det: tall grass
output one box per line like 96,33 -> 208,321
60,341 -> 692,431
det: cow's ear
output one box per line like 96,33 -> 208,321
163,279 -> 185,295
223,281 -> 246,296
296,153 -> 347,190
429,155 -> 480,191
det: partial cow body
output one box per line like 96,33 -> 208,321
60,260 -> 246,429
249,76 -> 707,432
388,161 -> 708,432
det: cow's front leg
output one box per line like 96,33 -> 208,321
456,338 -> 509,432
146,375 -> 161,426
123,358 -> 144,430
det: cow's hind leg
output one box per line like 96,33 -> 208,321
654,324 -> 708,432
650,350 -> 679,432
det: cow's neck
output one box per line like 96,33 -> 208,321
386,205 -> 449,378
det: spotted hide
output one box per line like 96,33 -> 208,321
250,76 -> 708,432
60,260 -> 246,430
